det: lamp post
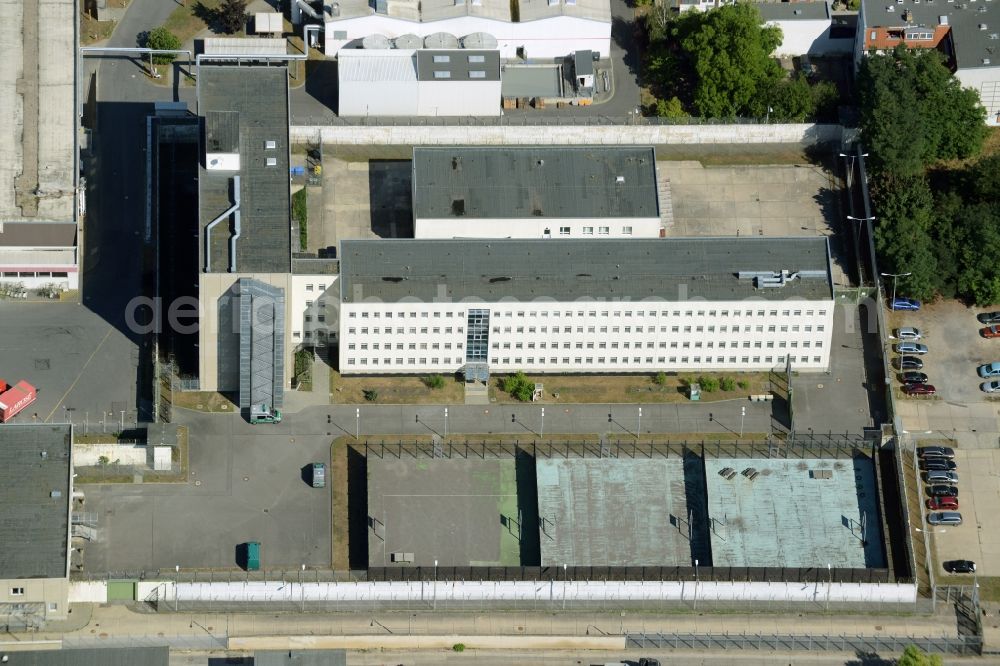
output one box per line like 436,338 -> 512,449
838,151 -> 869,189
740,406 -> 745,438
563,563 -> 568,610
444,408 -> 448,438
847,215 -> 875,286
880,271 -> 911,311
826,562 -> 832,611
694,558 -> 699,611
637,407 -> 642,438
540,407 -> 544,437
433,559 -> 438,610
355,408 -> 360,440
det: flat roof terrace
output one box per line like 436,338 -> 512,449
704,456 -> 885,569
536,457 -> 710,567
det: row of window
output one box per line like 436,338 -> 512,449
556,226 -> 632,236
489,324 -> 825,334
491,340 -> 823,350
303,283 -> 332,292
1,271 -> 70,278
344,355 -> 825,367
348,342 -> 465,350
347,308 -> 828,319
348,327 -> 463,335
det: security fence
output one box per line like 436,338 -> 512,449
627,632 -> 981,656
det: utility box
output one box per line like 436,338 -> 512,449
688,383 -> 701,401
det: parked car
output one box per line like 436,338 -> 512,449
895,327 -> 923,340
982,326 -> 1000,339
943,560 -> 976,573
918,446 -> 955,458
894,342 -> 928,355
982,380 -> 1000,393
891,297 -> 921,311
978,311 -> 1000,324
925,470 -> 959,484
928,511 -> 963,526
902,372 -> 928,385
311,462 -> 326,488
978,362 -> 1000,378
903,383 -> 936,396
927,496 -> 959,510
895,356 -> 924,371
927,484 -> 959,497
639,660 -> 662,666
920,458 -> 957,472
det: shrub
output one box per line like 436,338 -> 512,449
698,375 -> 720,392
145,27 -> 181,64
423,374 -> 446,389
653,371 -> 668,386
217,0 -> 248,34
97,455 -> 110,466
720,377 -> 737,392
452,643 -> 466,652
737,380 -> 749,390
362,389 -> 378,402
500,372 -> 534,402
292,188 -> 308,251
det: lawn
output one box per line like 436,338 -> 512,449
491,372 -> 773,404
81,13 -> 115,45
171,390 -> 238,413
330,371 -> 466,405
331,438 -> 349,570
161,0 -> 243,45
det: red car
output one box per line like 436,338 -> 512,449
982,326 -> 1000,338
903,383 -> 937,396
927,496 -> 959,511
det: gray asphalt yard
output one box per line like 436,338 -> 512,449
81,411 -> 331,572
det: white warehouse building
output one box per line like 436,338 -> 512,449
412,146 -> 664,239
337,237 -> 835,377
320,0 -> 611,59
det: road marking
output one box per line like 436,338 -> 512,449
45,327 -> 113,422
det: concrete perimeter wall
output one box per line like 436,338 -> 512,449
172,579 -> 916,605
290,124 -> 843,147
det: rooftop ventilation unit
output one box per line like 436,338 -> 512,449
940,13 -> 949,22
986,57 -> 992,63
738,269 -> 826,288
990,32 -> 999,38
982,22 -> 989,28
264,140 -> 277,149
266,157 -> 277,166
616,175 -> 625,183
887,6 -> 895,12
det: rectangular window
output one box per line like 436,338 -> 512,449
622,226 -> 633,235
433,55 -> 451,63
598,226 -> 610,235
560,226 -> 571,235
583,226 -> 594,235
10,587 -> 24,596
468,54 -> 485,62
469,70 -> 486,79
433,71 -> 451,79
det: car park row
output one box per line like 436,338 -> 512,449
917,445 -> 975,574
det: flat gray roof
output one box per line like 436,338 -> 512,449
416,50 -> 500,81
704,457 -> 886,568
501,65 -> 563,98
757,1 -> 829,21
339,238 -> 834,303
412,146 -> 659,220
198,66 -> 291,274
256,650 -> 347,666
0,424 -> 72,579
0,222 -> 77,247
536,458 -> 707,566
2,648 -> 169,666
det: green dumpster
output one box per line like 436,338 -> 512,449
246,541 -> 261,571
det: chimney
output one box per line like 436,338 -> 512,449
939,14 -> 949,23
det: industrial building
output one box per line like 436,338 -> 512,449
0,0 -> 79,292
337,49 -> 502,117
0,424 -> 73,628
337,237 -> 835,377
194,65 -> 338,415
857,0 -> 1000,124
310,0 -> 611,59
411,146 -> 665,238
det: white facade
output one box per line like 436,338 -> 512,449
326,16 -> 611,59
414,217 -> 661,239
339,299 -> 834,375
0,248 -> 78,291
765,18 -> 850,56
955,67 -> 1000,127
290,273 -> 340,346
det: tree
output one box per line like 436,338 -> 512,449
217,0 -> 248,34
500,372 -> 534,402
871,174 -> 942,301
957,203 -> 1000,305
145,27 -> 181,64
423,374 -> 446,389
896,645 -> 943,666
655,96 -> 686,119
858,46 -> 987,176
671,4 -> 783,118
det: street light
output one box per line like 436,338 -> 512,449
355,408 -> 360,440
540,407 -> 544,437
838,152 -> 869,189
637,407 -> 642,438
846,216 -> 875,285
694,558 -> 699,611
433,559 -> 438,610
826,562 -> 832,611
740,406 -> 745,437
881,271 -> 912,309
444,408 -> 448,438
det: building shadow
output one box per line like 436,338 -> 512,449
368,160 -> 414,238
347,445 -> 369,569
514,449 -> 542,566
683,447 -> 713,566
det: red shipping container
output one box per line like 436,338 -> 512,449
0,380 -> 37,422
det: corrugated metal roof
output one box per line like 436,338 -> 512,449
338,51 -> 418,81
203,37 -> 288,56
339,237 -> 834,303
2,648 -> 169,666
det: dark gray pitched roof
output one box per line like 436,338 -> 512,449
757,1 -> 830,21
0,222 -> 77,247
339,238 -> 833,303
198,66 -> 291,274
412,146 -> 659,220
415,50 -> 500,81
0,424 -> 72,579
1,647 -> 168,666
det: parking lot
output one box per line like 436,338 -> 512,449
916,448 -> 1000,579
81,410 -> 332,573
0,302 -> 141,426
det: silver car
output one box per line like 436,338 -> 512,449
928,511 -> 963,526
925,470 -> 959,484
895,327 -> 923,340
982,380 -> 1000,393
894,342 -> 928,355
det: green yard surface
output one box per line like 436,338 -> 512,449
492,372 -> 774,404
331,371 -> 466,404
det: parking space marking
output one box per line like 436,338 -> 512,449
43,327 -> 112,422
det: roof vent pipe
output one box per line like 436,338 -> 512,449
204,175 -> 240,273
229,205 -> 241,273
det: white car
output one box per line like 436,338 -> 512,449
895,327 -> 922,340
982,380 -> 1000,393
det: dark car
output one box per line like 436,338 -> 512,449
920,458 -> 957,471
903,383 -> 936,396
943,560 -> 976,574
895,356 -> 924,371
891,297 -> 921,311
927,496 -> 959,510
902,372 -> 929,385
927,484 -> 959,497
978,311 -> 1000,324
639,660 -> 662,666
918,446 -> 955,459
